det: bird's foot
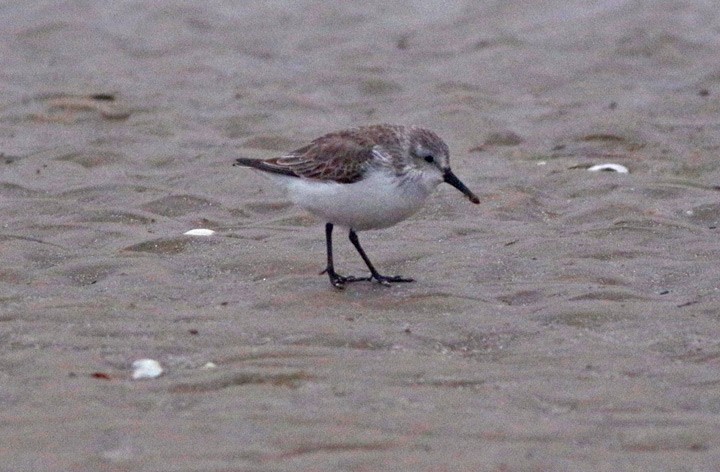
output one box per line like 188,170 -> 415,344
370,274 -> 414,286
320,268 -> 368,289
320,268 -> 412,289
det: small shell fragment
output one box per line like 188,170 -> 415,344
201,362 -> 217,370
588,163 -> 629,174
184,228 -> 215,236
132,359 -> 163,380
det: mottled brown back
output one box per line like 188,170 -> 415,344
235,124 -> 410,183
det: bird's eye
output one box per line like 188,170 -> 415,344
424,155 -> 434,163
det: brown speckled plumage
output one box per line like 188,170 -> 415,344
234,124 -> 448,184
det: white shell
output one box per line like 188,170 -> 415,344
588,163 -> 629,173
132,359 -> 163,380
201,362 -> 217,369
184,228 -> 216,236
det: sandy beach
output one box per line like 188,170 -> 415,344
2,1 -> 720,470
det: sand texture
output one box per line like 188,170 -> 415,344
2,1 -> 720,471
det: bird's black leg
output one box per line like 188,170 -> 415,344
348,229 -> 414,286
319,223 -> 358,289
320,224 -> 413,288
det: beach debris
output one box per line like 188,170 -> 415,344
132,359 -> 163,380
91,372 -> 112,380
201,362 -> 217,370
183,228 -> 216,236
588,163 -> 629,174
37,93 -> 131,121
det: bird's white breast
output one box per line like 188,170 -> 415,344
270,169 -> 440,231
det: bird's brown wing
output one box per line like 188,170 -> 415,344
234,132 -> 387,184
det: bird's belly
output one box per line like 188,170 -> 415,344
284,173 -> 431,231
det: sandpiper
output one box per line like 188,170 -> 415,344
234,124 -> 479,288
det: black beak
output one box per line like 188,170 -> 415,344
443,170 -> 480,204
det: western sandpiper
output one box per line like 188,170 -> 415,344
233,124 -> 479,288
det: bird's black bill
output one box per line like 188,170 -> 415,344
443,170 -> 480,204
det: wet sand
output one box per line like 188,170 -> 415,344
2,1 -> 720,470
